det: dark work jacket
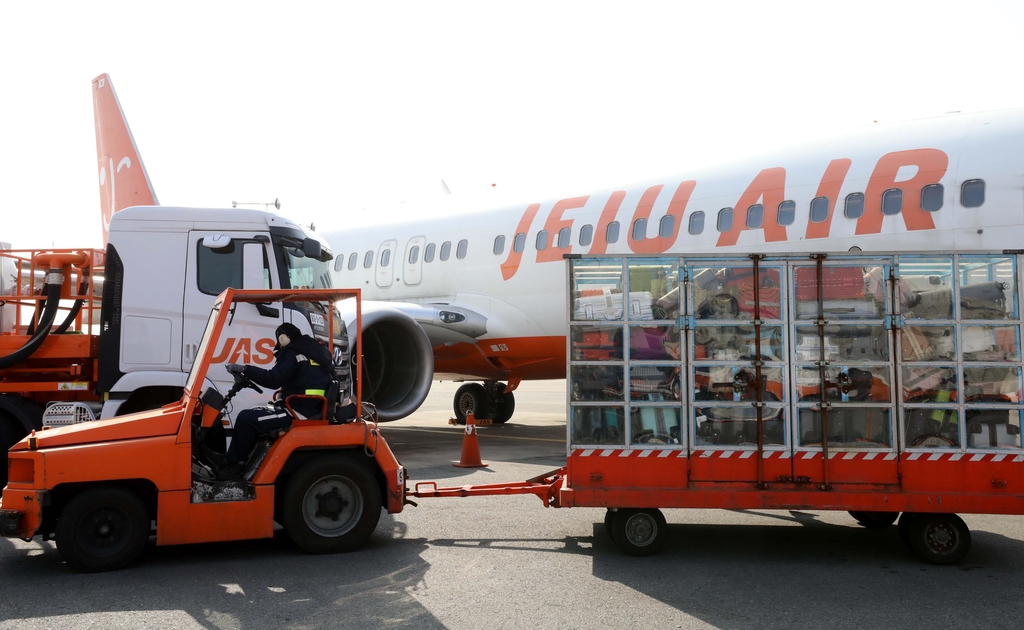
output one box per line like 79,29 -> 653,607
242,335 -> 333,418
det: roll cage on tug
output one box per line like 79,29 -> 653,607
0,288 -> 408,572
413,251 -> 1024,565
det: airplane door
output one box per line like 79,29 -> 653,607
182,231 -> 282,421
404,236 -> 426,286
376,239 -> 397,288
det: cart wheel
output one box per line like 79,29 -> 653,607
907,513 -> 971,565
55,487 -> 150,573
603,509 -> 615,538
849,511 -> 898,529
282,455 -> 382,554
611,508 -> 666,556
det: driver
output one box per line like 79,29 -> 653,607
219,322 -> 333,479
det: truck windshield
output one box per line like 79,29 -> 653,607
283,249 -> 333,290
282,249 -> 333,292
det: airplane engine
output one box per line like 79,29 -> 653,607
340,301 -> 434,422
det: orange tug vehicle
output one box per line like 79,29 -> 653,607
0,288 -> 407,572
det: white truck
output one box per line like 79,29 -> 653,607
0,205 -> 433,484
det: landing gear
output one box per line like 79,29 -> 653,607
452,382 -> 516,425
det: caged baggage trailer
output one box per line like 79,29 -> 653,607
413,252 -> 1024,565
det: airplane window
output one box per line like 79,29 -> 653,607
363,251 -> 373,269
457,239 -> 468,259
409,246 -> 420,264
536,230 -> 549,250
632,218 -> 647,241
606,221 -> 620,244
961,179 -> 985,208
659,215 -> 674,238
380,249 -> 391,267
809,196 -> 829,223
844,192 -> 865,219
513,233 -> 526,253
440,241 -> 451,261
921,184 -> 943,211
425,243 -> 436,262
493,235 -> 505,255
688,211 -> 705,235
579,224 -> 593,246
777,200 -> 795,226
334,254 -> 345,272
746,204 -> 764,229
717,207 -> 733,232
882,188 -> 903,215
557,227 -> 571,248
347,252 -> 358,270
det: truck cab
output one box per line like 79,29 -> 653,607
99,207 -> 350,429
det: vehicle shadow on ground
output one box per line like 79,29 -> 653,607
429,511 -> 1024,630
0,513 -> 446,629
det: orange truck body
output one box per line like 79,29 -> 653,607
0,288 -> 406,551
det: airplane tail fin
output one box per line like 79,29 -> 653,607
92,73 -> 158,246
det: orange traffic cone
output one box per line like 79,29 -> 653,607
454,412 -> 487,468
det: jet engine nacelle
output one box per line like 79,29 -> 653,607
339,301 -> 434,422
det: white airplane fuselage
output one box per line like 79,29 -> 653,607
323,108 -> 1024,386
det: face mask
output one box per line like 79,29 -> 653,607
278,333 -> 291,348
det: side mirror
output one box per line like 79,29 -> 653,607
242,243 -> 265,289
202,234 -> 232,249
302,237 -> 322,260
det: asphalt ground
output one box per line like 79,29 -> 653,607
2,380 -> 1024,628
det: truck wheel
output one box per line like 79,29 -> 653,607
55,487 -> 149,572
282,456 -> 382,554
849,511 -> 898,529
611,508 -> 666,556
453,383 -> 488,425
898,512 -> 916,548
907,513 -> 971,565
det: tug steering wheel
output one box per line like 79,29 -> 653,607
232,371 -> 264,394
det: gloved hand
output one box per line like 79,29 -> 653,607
225,363 -> 246,375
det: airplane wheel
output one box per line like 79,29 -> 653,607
492,389 -> 515,424
611,508 -> 666,556
453,383 -> 488,425
849,511 -> 898,529
55,487 -> 149,572
907,513 -> 971,565
283,456 -> 382,554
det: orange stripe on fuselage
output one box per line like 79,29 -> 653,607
804,159 -> 852,239
500,203 -> 541,280
857,149 -> 947,235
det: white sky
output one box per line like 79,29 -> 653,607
2,1 -> 1023,249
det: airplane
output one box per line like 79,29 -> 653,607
92,72 -> 1024,425
320,108 -> 1024,424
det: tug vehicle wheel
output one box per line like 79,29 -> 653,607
55,487 -> 149,572
283,456 -> 382,553
603,509 -> 615,538
611,508 -> 666,557
849,511 -> 898,529
907,513 -> 971,565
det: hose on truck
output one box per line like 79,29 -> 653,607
0,269 -> 66,370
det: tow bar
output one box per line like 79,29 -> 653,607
412,467 -> 565,508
